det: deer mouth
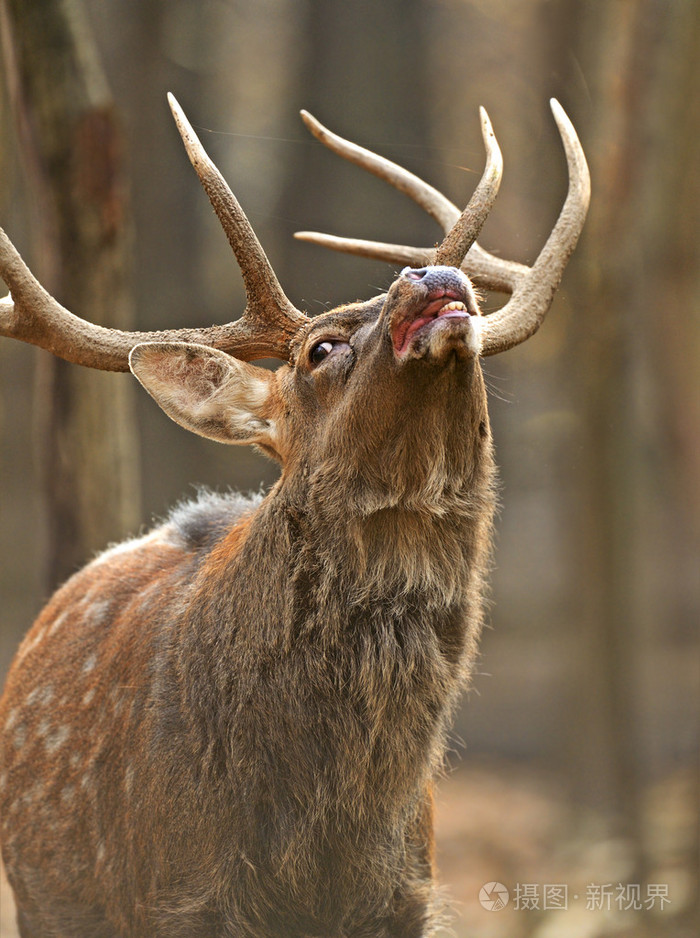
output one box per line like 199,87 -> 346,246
392,295 -> 474,357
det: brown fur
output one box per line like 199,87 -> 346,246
0,267 -> 496,937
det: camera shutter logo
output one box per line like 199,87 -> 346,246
479,882 -> 510,911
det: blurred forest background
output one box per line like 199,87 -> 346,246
0,0 -> 698,936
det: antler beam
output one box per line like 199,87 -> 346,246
479,99 -> 589,354
296,99 -> 590,355
434,107 -> 502,267
0,95 -> 308,370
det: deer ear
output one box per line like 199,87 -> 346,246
129,342 -> 278,447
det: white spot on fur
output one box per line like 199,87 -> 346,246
82,654 -> 97,674
47,609 -> 70,637
89,599 -> 113,626
124,764 -> 134,797
26,685 -> 55,707
4,708 -> 18,732
96,841 -> 106,863
16,628 -> 46,660
13,724 -> 27,748
82,687 -> 96,706
44,725 -> 70,753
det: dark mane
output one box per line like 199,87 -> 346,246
168,490 -> 263,552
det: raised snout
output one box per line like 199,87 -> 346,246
387,265 -> 482,359
399,265 -> 473,296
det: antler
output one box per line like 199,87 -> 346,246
434,107 -> 503,268
0,95 -> 308,370
295,98 -> 590,356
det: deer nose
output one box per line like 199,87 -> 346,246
400,265 -> 468,293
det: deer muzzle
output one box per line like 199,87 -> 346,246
389,266 -> 481,360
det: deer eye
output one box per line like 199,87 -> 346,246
309,339 -> 349,367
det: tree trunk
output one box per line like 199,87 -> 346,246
1,0 -> 140,587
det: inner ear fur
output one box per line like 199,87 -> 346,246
129,342 -> 277,446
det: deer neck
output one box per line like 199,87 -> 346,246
184,425 -> 496,674
292,372 -> 497,602
170,428 -> 495,888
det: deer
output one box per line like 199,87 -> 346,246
0,94 -> 589,938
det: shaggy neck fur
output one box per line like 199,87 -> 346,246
170,377 -> 497,935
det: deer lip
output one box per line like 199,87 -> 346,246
392,296 -> 472,356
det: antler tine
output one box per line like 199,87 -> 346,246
293,235 -> 435,270
295,101 -> 589,353
0,224 -> 296,369
0,97 -> 309,370
299,107 -> 504,274
295,110 -> 525,292
298,110 -> 460,232
434,107 -> 502,267
292,232 -> 529,295
167,95 -> 307,349
480,99 -> 590,356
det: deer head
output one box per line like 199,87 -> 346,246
0,95 -> 589,503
